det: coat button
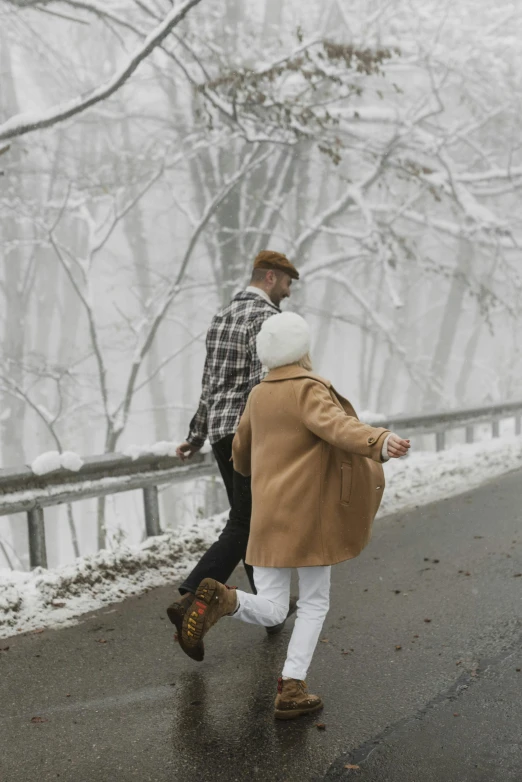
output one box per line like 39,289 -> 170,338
368,436 -> 376,445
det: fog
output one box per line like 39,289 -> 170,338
1,0 -> 521,569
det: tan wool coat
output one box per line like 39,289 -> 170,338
232,365 -> 390,568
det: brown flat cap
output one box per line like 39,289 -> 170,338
253,250 -> 299,280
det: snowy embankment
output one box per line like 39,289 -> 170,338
1,434 -> 522,639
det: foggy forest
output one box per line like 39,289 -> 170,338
1,0 -> 521,570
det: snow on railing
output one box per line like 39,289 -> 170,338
0,451 -> 218,570
1,401 -> 521,570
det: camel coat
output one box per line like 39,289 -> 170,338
232,365 -> 390,568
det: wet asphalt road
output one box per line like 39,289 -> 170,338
1,467 -> 522,782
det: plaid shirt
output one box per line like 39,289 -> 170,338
187,291 -> 280,447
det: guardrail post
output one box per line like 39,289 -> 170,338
465,425 -> 474,444
27,506 -> 48,569
435,431 -> 446,452
143,485 -> 161,537
515,414 -> 521,436
492,419 -> 500,438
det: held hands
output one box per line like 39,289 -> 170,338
386,433 -> 411,459
176,441 -> 202,462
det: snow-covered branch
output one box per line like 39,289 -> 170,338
49,235 -> 112,423
309,270 -> 448,402
91,165 -> 166,257
0,372 -> 63,451
0,0 -> 203,142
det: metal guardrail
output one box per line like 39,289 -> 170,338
0,451 -> 218,570
371,400 -> 522,451
1,401 -> 521,570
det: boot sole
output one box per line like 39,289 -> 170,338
274,701 -> 324,720
183,578 -> 217,648
167,601 -> 204,662
265,621 -> 286,636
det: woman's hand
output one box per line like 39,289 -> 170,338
386,433 -> 411,459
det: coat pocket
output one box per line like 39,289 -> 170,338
341,462 -> 353,505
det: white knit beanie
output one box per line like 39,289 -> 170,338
256,311 -> 311,370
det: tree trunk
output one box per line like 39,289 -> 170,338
454,258 -> 496,405
0,538 -> 14,570
123,195 -> 179,528
97,496 -> 107,552
66,504 -> 80,560
310,170 -> 345,375
262,0 -> 284,36
376,257 -> 417,415
423,239 -> 473,410
0,35 -> 30,567
455,317 -> 483,405
226,0 -> 244,29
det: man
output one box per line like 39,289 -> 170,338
167,250 -> 299,661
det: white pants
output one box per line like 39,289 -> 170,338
231,565 -> 331,681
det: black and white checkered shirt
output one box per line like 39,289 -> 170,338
187,290 -> 280,447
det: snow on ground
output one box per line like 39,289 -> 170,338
1,433 -> 522,639
378,434 -> 522,517
0,514 -> 227,639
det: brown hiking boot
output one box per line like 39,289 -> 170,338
166,593 -> 204,662
182,578 -> 237,648
266,595 -> 298,636
274,678 -> 323,720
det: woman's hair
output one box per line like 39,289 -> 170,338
296,352 -> 313,371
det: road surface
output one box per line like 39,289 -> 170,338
1,468 -> 521,781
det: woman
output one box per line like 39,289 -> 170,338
182,312 -> 410,719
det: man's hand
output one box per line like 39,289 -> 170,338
386,434 -> 411,459
176,441 -> 202,462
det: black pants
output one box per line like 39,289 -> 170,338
178,434 -> 256,595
